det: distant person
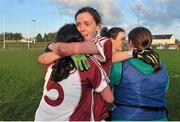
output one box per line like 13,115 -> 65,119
99,27 -> 126,121
110,27 -> 169,121
99,27 -> 126,88
35,24 -> 114,121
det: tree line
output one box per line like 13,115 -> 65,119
1,32 -> 179,44
0,32 -> 56,42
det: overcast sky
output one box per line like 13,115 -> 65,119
0,0 -> 180,40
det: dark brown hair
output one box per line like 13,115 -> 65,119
75,6 -> 102,25
51,24 -> 84,82
100,27 -> 125,40
128,27 -> 152,50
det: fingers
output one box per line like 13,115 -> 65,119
81,55 -> 90,70
71,54 -> 90,71
147,52 -> 159,65
80,55 -> 90,71
75,55 -> 84,71
77,58 -> 84,71
146,54 -> 156,64
152,52 -> 159,64
71,56 -> 79,70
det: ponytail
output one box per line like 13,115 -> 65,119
100,27 -> 109,37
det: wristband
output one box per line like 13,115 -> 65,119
45,43 -> 52,52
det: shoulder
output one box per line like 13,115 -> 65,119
92,36 -> 111,47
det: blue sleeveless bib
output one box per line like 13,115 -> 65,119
111,59 -> 168,121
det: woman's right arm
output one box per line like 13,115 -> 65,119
39,41 -> 99,65
38,52 -> 61,64
49,41 -> 99,56
112,51 -> 133,63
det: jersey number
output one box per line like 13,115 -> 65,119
44,79 -> 64,106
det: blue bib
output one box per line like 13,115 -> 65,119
111,60 -> 168,121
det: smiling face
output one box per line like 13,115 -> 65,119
76,12 -> 100,41
111,32 -> 125,52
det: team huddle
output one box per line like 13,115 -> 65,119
35,7 -> 169,121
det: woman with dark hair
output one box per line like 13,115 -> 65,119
35,24 -> 114,121
38,7 -> 114,121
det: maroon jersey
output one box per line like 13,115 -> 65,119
92,37 -> 112,120
35,56 -> 110,121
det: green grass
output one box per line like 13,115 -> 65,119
0,49 -> 44,120
0,49 -> 180,120
157,50 -> 180,120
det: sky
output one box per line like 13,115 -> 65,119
0,0 -> 180,40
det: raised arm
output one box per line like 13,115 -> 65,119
38,52 -> 61,64
38,41 -> 99,65
112,50 -> 133,63
43,43 -> 133,64
49,41 -> 99,56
